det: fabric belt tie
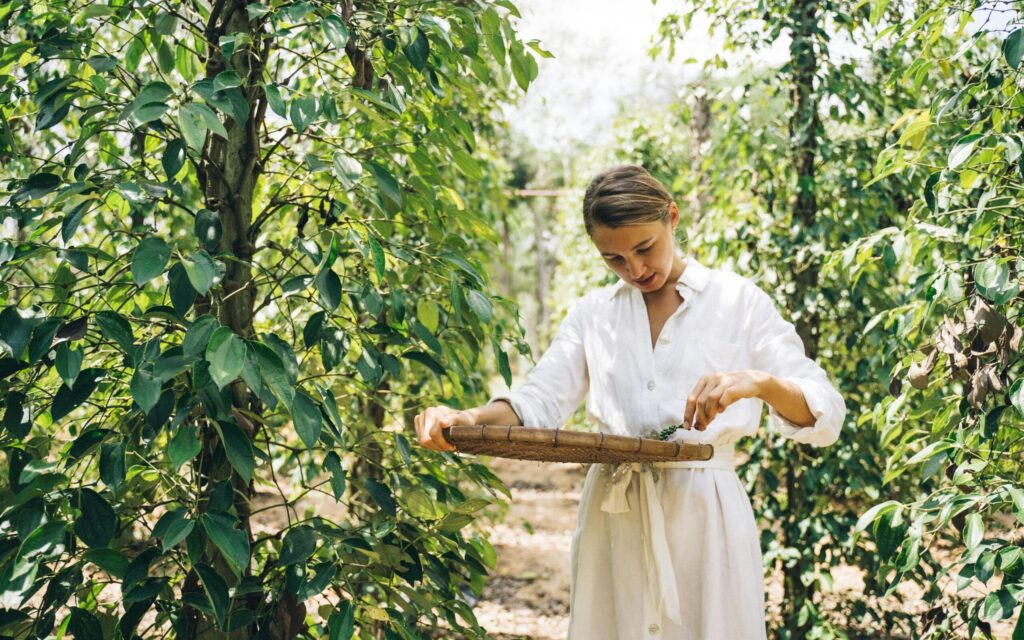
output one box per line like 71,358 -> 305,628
599,443 -> 736,626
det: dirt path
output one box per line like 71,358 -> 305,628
470,458 -> 586,639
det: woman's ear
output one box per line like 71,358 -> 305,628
668,202 -> 680,228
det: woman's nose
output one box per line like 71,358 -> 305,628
625,258 -> 644,278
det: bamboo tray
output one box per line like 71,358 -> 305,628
442,425 -> 714,464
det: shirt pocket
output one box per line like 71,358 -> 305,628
685,337 -> 747,375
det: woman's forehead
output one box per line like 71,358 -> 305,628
591,222 -> 663,253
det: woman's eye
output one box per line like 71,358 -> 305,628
638,247 -> 651,254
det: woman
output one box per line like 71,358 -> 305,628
414,164 -> 846,639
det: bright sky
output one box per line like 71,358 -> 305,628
503,0 -> 703,153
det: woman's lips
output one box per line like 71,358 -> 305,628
635,273 -> 655,285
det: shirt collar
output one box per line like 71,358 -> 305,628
607,256 -> 712,301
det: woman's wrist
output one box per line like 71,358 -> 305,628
749,369 -> 776,401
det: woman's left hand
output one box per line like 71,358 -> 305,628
684,369 -> 770,431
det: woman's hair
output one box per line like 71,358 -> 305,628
582,164 -> 674,236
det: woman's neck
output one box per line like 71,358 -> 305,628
643,255 -> 687,302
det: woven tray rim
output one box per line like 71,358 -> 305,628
442,424 -> 714,463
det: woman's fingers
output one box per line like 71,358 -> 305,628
700,380 -> 732,430
428,407 -> 458,452
685,376 -> 710,429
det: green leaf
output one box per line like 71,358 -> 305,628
95,311 -> 135,353
331,152 -> 361,190
948,134 -> 982,169
964,512 -> 984,549
1004,28 -> 1024,69
303,311 -> 326,348
0,306 -> 43,360
215,419 -> 254,483
279,525 -> 317,565
195,209 -> 222,252
368,236 -> 385,278
982,588 -> 1016,621
168,262 -> 197,316
51,368 -> 102,421
162,139 -> 187,181
133,101 -> 170,123
402,351 -> 445,378
134,81 -> 173,105
411,321 -> 443,356
55,343 -> 83,388
131,366 -> 162,412
68,607 -> 103,640
214,70 -> 243,91
403,27 -> 430,70
1014,599 -> 1024,639
290,391 -> 323,449
83,549 -> 128,578
510,44 -> 531,91
438,512 -> 474,533
251,342 -> 295,405
179,102 -> 210,149
416,300 -> 440,333
131,236 -> 171,285
324,452 -> 346,500
322,15 -> 350,50
99,441 -> 126,489
494,340 -> 511,386
975,257 -> 1019,304
289,95 -> 318,133
13,172 -> 61,203
363,478 -> 396,516
367,162 -> 402,208
481,7 -> 505,66
466,289 -> 493,324
264,84 -> 286,117
328,601 -> 355,640
200,513 -> 250,578
153,509 -> 194,551
853,500 -> 901,534
194,563 -> 229,627
19,521 -> 67,560
62,201 -> 89,243
168,424 -> 202,469
74,489 -> 118,548
184,315 -> 219,356
87,56 -> 117,72
205,327 -> 246,389
183,250 -> 219,294
315,268 -> 342,311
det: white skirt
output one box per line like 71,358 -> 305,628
567,444 -> 768,640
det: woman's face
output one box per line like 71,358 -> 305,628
590,203 -> 680,292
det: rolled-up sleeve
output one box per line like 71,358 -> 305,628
488,298 -> 590,429
746,285 -> 846,447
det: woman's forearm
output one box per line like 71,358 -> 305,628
754,372 -> 816,428
464,400 -> 523,426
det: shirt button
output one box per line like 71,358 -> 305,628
648,623 -> 660,634
658,336 -> 670,345
647,380 -> 656,391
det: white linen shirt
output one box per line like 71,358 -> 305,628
488,255 -> 846,448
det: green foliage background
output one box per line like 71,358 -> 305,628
2,0 -> 1024,638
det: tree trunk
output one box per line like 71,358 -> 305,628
687,84 -> 712,227
184,0 -> 268,637
781,0 -> 821,635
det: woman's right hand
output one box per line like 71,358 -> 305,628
413,405 -> 475,452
